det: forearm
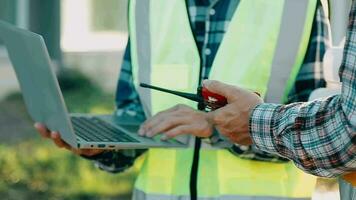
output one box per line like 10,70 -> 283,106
250,1 -> 356,178
250,95 -> 356,177
227,3 -> 330,163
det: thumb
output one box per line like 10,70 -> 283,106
203,80 -> 240,101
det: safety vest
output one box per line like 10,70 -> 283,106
129,0 -> 318,199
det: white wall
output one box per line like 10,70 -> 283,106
61,0 -> 128,52
63,50 -> 125,93
60,0 -> 128,92
0,49 -> 19,100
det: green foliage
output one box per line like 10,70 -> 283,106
90,0 -> 128,32
57,68 -> 115,113
0,140 -> 139,200
0,69 -> 139,199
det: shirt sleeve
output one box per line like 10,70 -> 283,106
115,38 -> 146,121
84,38 -> 148,173
250,2 -> 356,177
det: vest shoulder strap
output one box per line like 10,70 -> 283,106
265,0 -> 317,103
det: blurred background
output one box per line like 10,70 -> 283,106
0,0 -> 344,199
0,0 -> 142,199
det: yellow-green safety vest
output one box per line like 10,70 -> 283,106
129,0 -> 319,199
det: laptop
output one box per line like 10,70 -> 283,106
0,20 -> 188,149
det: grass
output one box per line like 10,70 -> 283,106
0,69 -> 140,200
0,140 -> 141,200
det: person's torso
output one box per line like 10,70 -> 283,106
129,0 -> 318,199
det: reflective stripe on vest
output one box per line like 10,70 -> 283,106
209,0 -> 316,103
266,0 -> 313,103
129,0 -> 318,199
133,188 -> 311,200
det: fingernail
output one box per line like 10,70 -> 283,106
138,128 -> 144,136
34,123 -> 40,128
51,132 -> 59,138
161,135 -> 168,141
146,131 -> 152,137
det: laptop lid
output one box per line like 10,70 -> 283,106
0,21 -> 77,147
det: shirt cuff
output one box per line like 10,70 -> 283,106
249,103 -> 282,155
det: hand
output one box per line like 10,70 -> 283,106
203,80 -> 263,145
138,104 -> 213,140
34,123 -> 103,157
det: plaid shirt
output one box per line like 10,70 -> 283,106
250,1 -> 356,178
91,0 -> 330,173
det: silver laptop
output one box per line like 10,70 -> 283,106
0,20 -> 188,149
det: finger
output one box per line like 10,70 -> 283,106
50,132 -> 71,149
202,80 -> 241,101
81,149 -> 104,157
146,116 -> 189,137
138,113 -> 166,136
161,125 -> 193,140
70,148 -> 82,155
34,123 -> 51,138
71,148 -> 103,156
139,106 -> 182,136
139,115 -> 166,136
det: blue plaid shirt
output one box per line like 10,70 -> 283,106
90,0 -> 330,173
250,1 -> 356,178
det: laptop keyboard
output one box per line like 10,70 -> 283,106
71,116 -> 139,143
